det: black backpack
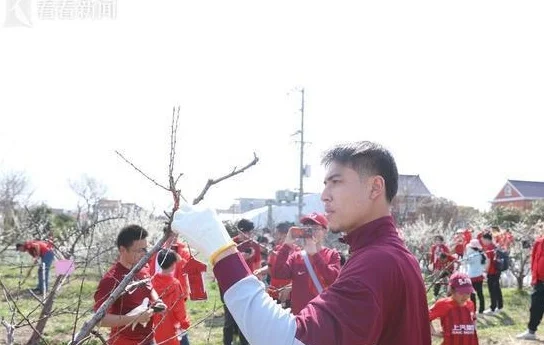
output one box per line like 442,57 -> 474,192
494,248 -> 510,272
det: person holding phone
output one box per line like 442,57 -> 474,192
270,212 -> 341,314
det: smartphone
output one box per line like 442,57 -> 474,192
152,304 -> 166,313
290,226 -> 313,239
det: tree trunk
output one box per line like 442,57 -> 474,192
26,275 -> 65,345
517,275 -> 525,291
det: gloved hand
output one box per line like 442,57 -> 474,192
171,204 -> 235,264
126,297 -> 151,330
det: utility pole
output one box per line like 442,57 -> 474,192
298,88 -> 305,223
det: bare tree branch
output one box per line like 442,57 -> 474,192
71,107 -> 259,345
114,151 -> 170,192
193,152 -> 259,205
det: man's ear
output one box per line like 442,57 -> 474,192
369,176 -> 386,200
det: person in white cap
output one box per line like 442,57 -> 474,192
465,238 -> 487,314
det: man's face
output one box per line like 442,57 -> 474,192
434,238 -> 443,245
274,231 -> 287,244
321,162 -> 372,233
120,239 -> 148,266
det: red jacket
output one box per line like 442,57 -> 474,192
149,241 -> 191,298
152,274 -> 189,345
267,245 -> 292,299
532,237 -> 544,285
463,230 -> 472,244
434,254 -> 456,273
234,235 -> 262,271
93,263 -> 154,345
271,245 -> 340,314
430,243 -> 450,265
23,241 -> 53,258
184,257 -> 208,300
429,298 -> 478,345
483,243 -> 498,275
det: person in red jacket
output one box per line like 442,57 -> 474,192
253,222 -> 294,307
481,232 -> 503,314
430,235 -> 450,271
16,240 -> 55,294
433,252 -> 457,300
429,272 -> 479,345
270,212 -> 341,314
152,249 -> 190,345
453,231 -> 466,258
93,225 -> 165,345
517,235 -> 544,340
149,236 -> 192,301
233,219 -> 261,272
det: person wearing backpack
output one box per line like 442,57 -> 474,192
481,233 -> 504,314
465,239 -> 487,314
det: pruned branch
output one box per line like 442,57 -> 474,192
71,107 -> 258,345
193,152 -> 259,205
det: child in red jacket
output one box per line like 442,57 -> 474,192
430,272 -> 479,345
152,249 -> 191,345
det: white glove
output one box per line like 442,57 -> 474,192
126,297 -> 150,330
171,204 -> 235,262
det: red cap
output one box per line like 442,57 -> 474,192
449,272 -> 474,295
300,212 -> 328,228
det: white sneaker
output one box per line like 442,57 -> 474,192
496,308 -> 503,313
516,330 -> 536,340
483,309 -> 495,315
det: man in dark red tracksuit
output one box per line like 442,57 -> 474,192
172,141 -> 432,345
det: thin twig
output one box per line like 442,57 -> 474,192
193,152 -> 259,204
114,150 -> 170,191
71,221 -> 97,341
91,330 -> 107,345
206,295 -> 218,344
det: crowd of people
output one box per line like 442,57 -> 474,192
14,140 -> 544,345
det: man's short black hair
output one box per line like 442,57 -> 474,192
157,249 -> 178,270
15,243 -> 24,250
116,225 -> 148,248
257,235 -> 269,244
276,221 -> 293,234
237,219 -> 254,233
321,141 -> 399,203
482,233 -> 493,241
434,235 -> 444,242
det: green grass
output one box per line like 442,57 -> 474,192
0,261 -> 227,345
0,260 -> 539,345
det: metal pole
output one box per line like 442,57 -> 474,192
298,88 -> 305,223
